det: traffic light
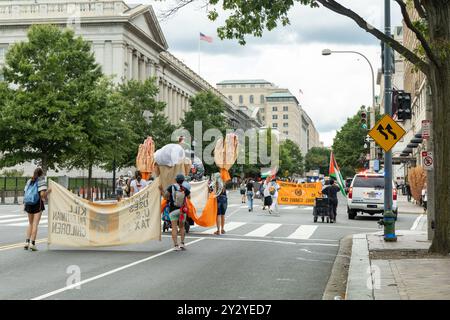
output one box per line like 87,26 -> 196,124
360,110 -> 368,129
394,90 -> 412,120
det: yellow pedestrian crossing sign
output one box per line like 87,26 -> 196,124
368,114 -> 406,152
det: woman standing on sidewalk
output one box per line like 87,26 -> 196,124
23,168 -> 50,251
246,179 -> 256,212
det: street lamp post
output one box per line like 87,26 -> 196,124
322,49 -> 377,170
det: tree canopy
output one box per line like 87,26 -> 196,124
0,25 -> 102,173
304,147 -> 331,176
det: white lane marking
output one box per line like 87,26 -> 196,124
201,236 -> 339,247
9,219 -> 48,227
245,223 -> 282,237
410,214 -> 425,231
228,204 -> 240,208
287,225 -> 318,240
0,214 -> 22,220
0,217 -> 29,224
283,206 -> 297,210
201,221 -> 246,234
31,237 -> 205,300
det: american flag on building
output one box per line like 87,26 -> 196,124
200,32 -> 213,43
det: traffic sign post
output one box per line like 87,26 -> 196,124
368,114 -> 406,152
422,120 -> 431,140
422,151 -> 434,171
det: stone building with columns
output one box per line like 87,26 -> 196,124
0,0 -> 260,177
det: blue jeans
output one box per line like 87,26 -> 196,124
247,192 -> 254,210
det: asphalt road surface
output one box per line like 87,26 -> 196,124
0,191 -> 419,300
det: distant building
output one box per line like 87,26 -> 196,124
217,79 -> 321,156
0,0 -> 261,177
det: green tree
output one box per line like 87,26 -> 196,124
181,90 -> 229,174
332,109 -> 370,178
279,139 -> 304,177
64,78 -> 136,200
0,25 -> 102,174
304,147 -> 331,176
111,78 -> 176,169
175,0 -> 450,254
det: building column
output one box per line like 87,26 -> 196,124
139,55 -> 146,82
127,46 -> 133,80
112,41 -> 125,83
132,51 -> 139,81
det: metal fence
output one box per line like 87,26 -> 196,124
0,176 -> 115,204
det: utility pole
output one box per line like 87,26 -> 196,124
425,83 -> 435,240
383,0 -> 396,241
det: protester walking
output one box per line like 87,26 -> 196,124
322,179 -> 340,223
215,184 -> 228,235
165,174 -> 191,251
268,178 -> 280,214
246,179 -> 256,212
406,182 -> 412,202
23,168 -> 51,251
129,171 -> 148,196
239,180 -> 247,203
115,175 -> 125,201
422,183 -> 428,213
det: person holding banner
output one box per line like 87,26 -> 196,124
23,168 -> 51,251
165,174 -> 191,251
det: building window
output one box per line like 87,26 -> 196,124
283,131 -> 289,135
272,123 -> 278,128
250,84 -> 255,88
272,106 -> 278,111
262,116 -> 265,121
283,106 -> 289,111
260,95 -> 265,103
239,95 -> 243,104
283,123 -> 289,128
250,95 -> 254,104
272,115 -> 278,120
228,95 -> 233,101
283,114 -> 289,120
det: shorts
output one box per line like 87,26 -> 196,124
217,197 -> 227,215
25,200 -> 45,214
264,196 -> 273,206
169,209 -> 187,222
116,189 -> 123,196
240,190 -> 246,195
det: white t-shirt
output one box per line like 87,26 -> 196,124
263,181 -> 280,198
130,179 -> 148,195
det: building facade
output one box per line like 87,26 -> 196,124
0,0 -> 261,177
217,79 -> 322,156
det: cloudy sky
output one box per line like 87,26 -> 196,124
133,0 -> 403,147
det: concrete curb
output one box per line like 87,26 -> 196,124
345,233 -> 374,300
322,235 -> 352,300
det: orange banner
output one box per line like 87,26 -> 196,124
276,181 -> 323,206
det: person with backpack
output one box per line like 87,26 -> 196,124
265,178 -> 280,214
165,174 -> 191,251
130,170 -> 148,196
23,168 -> 50,251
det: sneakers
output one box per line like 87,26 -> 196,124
29,244 -> 38,251
24,243 -> 29,250
180,242 -> 186,250
173,245 -> 181,251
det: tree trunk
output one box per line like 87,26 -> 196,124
41,153 -> 48,176
87,165 -> 93,201
426,1 -> 450,254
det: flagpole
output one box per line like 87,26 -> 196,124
198,35 -> 201,75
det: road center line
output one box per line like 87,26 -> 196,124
410,214 -> 425,231
31,237 -> 205,300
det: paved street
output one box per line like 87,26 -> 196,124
0,191 -> 420,300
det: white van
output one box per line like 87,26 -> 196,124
347,173 -> 398,220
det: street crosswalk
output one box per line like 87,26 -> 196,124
0,213 -> 48,227
228,204 -> 313,210
0,213 -> 322,240
191,222 -> 320,240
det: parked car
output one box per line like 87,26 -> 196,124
347,173 -> 398,220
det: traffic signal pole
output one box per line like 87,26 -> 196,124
383,0 -> 396,241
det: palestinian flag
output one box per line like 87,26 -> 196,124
329,152 -> 347,197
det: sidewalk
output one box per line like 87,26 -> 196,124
397,194 -> 424,215
345,216 -> 450,300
